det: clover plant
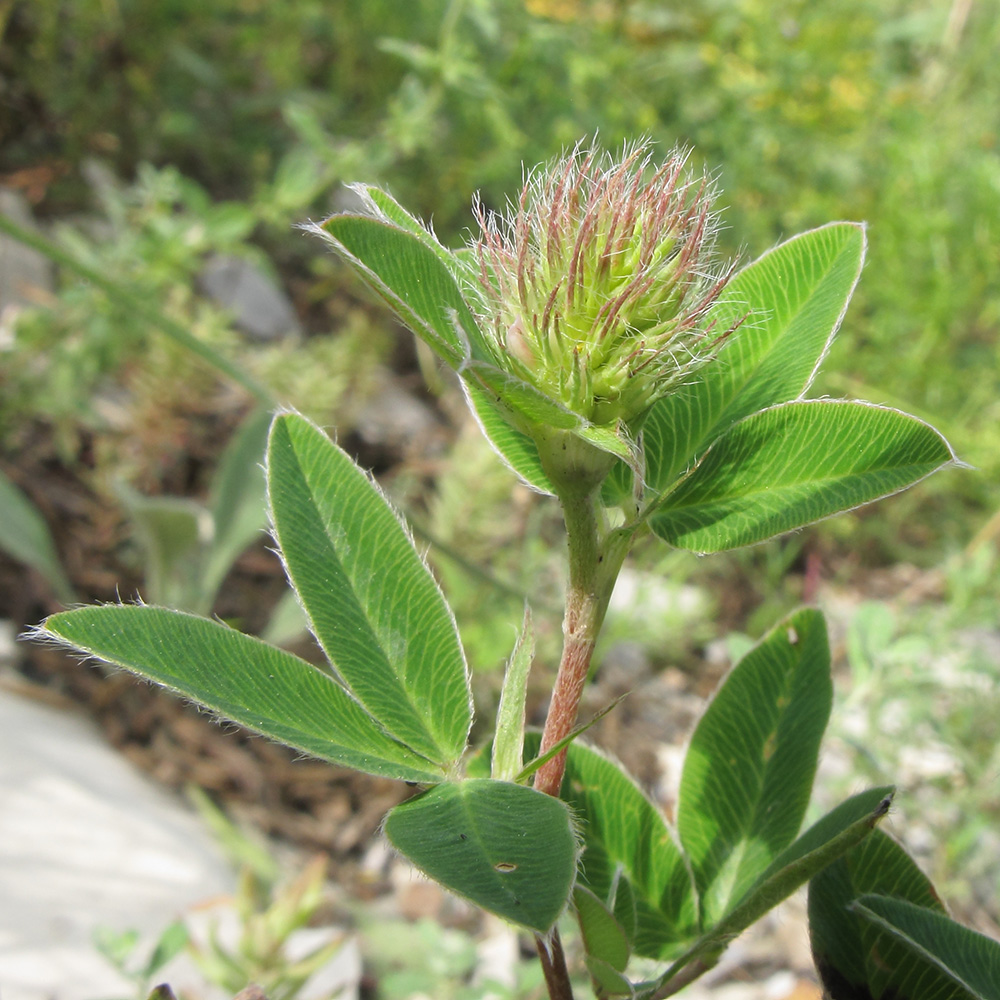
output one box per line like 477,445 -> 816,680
37,142 -> 1000,999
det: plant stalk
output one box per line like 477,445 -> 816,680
534,485 -> 603,797
535,932 -> 575,1000
651,958 -> 712,998
534,487 -> 633,793
529,441 -> 634,999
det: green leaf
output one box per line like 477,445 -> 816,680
574,885 -> 631,973
492,608 -> 534,782
317,214 -> 487,368
852,896 -> 1000,1000
93,926 -> 141,971
0,467 -> 75,603
602,463 -> 635,510
720,787 -> 893,936
650,401 -> 956,552
356,185 -> 464,274
113,409 -> 272,615
142,921 -> 189,978
383,779 -> 578,933
644,788 -> 894,997
351,189 -> 485,343
578,421 -> 643,479
39,605 -> 444,782
640,223 -> 866,493
267,413 -> 472,766
465,383 -> 554,494
809,828 -> 954,998
585,957 -> 635,998
555,741 -> 697,959
115,482 -> 209,610
678,608 -> 832,926
201,406 -> 273,607
611,869 -> 639,946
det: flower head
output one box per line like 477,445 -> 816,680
468,140 -> 735,429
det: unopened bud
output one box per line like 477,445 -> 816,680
468,140 -> 736,431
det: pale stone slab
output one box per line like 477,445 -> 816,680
0,687 -> 234,1000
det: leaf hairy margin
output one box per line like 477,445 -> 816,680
267,413 -> 472,767
38,605 -> 444,782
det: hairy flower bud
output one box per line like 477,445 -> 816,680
468,140 -> 736,430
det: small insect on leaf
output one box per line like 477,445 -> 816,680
787,626 -> 799,644
494,862 -> 518,873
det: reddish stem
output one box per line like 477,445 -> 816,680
534,593 -> 599,796
532,474 -> 603,797
529,445 -> 634,999
535,931 -> 575,1000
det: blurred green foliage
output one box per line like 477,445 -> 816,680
2,0 -> 997,551
825,540 -> 1000,914
359,915 -> 553,999
1,163 -> 257,432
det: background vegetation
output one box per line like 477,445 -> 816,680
1,0 -> 998,976
3,0 -> 997,536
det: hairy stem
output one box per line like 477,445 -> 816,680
530,496 -> 632,999
652,958 -> 713,998
534,487 -> 632,795
530,486 -> 605,1000
534,485 -> 603,797
528,437 -> 635,1000
536,930 -> 575,1000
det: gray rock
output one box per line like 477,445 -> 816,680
354,381 -> 441,453
0,682 -> 233,1000
200,254 -> 301,342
